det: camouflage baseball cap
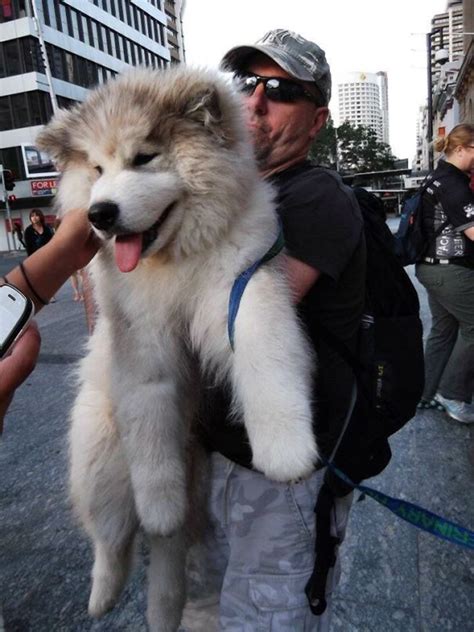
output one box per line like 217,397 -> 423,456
221,29 -> 332,105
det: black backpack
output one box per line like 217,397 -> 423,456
306,187 -> 425,616
320,187 -> 425,494
393,177 -> 449,266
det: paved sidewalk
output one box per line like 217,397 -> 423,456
0,249 -> 473,631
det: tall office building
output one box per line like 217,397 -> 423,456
430,0 -> 464,87
337,71 -> 390,145
0,0 -> 185,250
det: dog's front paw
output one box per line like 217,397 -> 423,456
251,427 -> 319,483
135,482 -> 187,537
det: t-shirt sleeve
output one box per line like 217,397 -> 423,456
435,177 -> 474,232
279,173 -> 362,282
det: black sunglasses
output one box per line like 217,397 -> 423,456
235,73 -> 322,105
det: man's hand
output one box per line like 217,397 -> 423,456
0,322 -> 41,434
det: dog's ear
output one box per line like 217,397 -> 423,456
35,108 -> 83,169
183,86 -> 235,146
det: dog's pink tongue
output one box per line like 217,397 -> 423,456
114,233 -> 143,272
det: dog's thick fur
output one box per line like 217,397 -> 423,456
37,67 -> 318,631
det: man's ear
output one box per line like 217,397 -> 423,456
183,86 -> 236,146
309,107 -> 329,141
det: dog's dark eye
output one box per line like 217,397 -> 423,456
132,153 -> 158,167
94,166 -> 103,175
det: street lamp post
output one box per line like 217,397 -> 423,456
426,28 -> 449,170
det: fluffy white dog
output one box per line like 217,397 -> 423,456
37,66 -> 318,631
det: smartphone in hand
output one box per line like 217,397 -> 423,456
0,284 -> 35,359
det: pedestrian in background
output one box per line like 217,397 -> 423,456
13,222 -> 26,249
416,123 -> 474,423
24,209 -> 54,256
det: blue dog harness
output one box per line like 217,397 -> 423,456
227,228 -> 284,350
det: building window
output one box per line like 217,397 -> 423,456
3,39 -> 22,75
96,22 -> 104,51
114,31 -> 124,59
140,9 -> 147,36
41,0 -> 51,26
130,41 -> 136,65
64,5 -> 74,37
76,10 -> 85,42
64,51 -> 74,82
0,0 -> 28,22
124,0 -> 131,26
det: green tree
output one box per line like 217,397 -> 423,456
308,116 -> 337,168
309,120 -> 397,174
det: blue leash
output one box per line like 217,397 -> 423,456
325,460 -> 474,551
227,228 -> 284,350
227,232 -> 474,552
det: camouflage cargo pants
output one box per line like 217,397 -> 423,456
185,452 -> 352,631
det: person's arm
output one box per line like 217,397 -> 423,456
464,226 -> 474,241
0,322 -> 41,433
279,171 -> 359,303
0,209 -> 99,428
3,209 -> 99,313
284,255 -> 321,303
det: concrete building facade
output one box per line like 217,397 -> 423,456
414,0 -> 471,172
0,0 -> 185,251
430,0 -> 464,87
337,71 -> 390,146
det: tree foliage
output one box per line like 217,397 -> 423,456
309,118 -> 397,174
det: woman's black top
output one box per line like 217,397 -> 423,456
421,159 -> 474,267
24,223 -> 54,256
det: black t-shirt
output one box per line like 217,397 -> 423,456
24,223 -> 54,256
422,159 -> 474,266
198,162 -> 366,467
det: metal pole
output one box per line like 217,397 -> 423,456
0,165 -> 13,252
427,27 -> 446,171
427,32 -> 434,171
31,0 -> 59,113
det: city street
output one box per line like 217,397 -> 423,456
0,246 -> 473,632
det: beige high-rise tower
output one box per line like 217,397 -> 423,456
337,71 -> 390,146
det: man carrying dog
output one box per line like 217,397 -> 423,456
1,28 -> 366,630
196,29 -> 366,631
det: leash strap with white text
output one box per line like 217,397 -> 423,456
325,460 -> 474,550
228,229 -> 285,350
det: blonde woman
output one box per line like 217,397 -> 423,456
416,124 -> 474,423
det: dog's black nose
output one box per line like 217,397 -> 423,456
88,201 -> 119,230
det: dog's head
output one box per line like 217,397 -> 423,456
36,67 -> 257,271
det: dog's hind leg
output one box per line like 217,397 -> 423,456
88,530 -> 136,619
70,330 -> 139,618
147,529 -> 187,632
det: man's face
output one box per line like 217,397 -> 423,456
241,57 -> 328,176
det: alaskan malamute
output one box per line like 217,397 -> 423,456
37,66 -> 318,631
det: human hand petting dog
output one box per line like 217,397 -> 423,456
0,322 -> 41,434
50,207 -> 101,276
0,208 -> 100,428
5,208 -> 100,312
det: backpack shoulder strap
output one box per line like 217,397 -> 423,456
416,174 -> 451,252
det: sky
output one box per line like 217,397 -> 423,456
182,0 -> 448,161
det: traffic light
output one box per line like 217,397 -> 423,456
2,169 -> 16,191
